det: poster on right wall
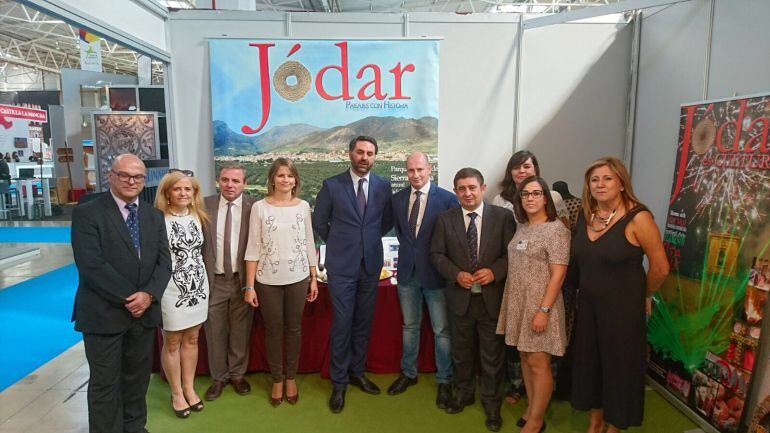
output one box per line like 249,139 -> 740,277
648,93 -> 770,433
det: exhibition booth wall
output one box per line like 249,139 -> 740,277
165,10 -> 634,195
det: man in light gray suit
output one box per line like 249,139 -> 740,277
202,163 -> 257,400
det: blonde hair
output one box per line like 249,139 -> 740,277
155,171 -> 210,225
266,157 -> 301,198
582,156 -> 645,221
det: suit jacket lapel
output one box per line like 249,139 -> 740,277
209,196 -> 220,259
103,194 -> 139,256
343,172 -> 363,221
401,187 -> 414,241
479,204 -> 495,264
452,208 -> 472,266
138,201 -> 154,263
417,185 -> 438,241
237,196 -> 250,261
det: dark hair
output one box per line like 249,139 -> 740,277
349,136 -> 378,154
513,176 -> 557,223
453,167 -> 484,188
499,150 -> 540,204
266,157 -> 301,197
217,163 -> 246,180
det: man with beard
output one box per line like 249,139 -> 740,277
313,136 -> 393,413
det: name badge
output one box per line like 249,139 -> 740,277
516,240 -> 528,251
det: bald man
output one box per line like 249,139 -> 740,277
388,152 -> 459,406
71,154 -> 171,433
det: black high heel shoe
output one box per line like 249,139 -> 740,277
171,397 -> 191,419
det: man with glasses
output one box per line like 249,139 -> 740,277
71,153 -> 171,433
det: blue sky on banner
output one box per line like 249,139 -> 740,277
209,39 -> 439,133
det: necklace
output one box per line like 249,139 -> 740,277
589,208 -> 617,232
170,208 -> 190,217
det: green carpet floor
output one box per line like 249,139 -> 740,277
146,373 -> 699,433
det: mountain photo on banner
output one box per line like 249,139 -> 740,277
208,39 -> 440,205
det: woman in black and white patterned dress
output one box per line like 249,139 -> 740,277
155,169 -> 210,418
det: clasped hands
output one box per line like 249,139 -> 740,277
456,268 -> 494,289
125,291 -> 153,318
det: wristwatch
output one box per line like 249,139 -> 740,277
241,286 -> 255,292
539,306 -> 551,314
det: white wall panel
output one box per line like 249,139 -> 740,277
519,22 -> 633,195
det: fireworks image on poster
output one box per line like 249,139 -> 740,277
648,94 -> 770,433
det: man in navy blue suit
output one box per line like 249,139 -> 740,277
312,135 -> 393,413
387,151 -> 458,408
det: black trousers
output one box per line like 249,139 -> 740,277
83,320 -> 155,433
448,294 -> 505,415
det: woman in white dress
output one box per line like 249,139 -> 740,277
155,169 -> 210,418
244,157 -> 318,407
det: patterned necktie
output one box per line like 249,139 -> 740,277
125,203 -> 140,253
356,178 -> 367,216
467,212 -> 478,272
408,190 -> 422,238
223,201 -> 233,280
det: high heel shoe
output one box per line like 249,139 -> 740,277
270,382 -> 284,407
188,399 -> 204,412
286,379 -> 298,405
171,397 -> 191,419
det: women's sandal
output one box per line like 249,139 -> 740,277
172,397 -> 191,419
188,399 -> 204,412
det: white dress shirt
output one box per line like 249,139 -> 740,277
215,194 -> 242,274
407,181 -> 431,236
350,169 -> 370,202
462,201 -> 484,253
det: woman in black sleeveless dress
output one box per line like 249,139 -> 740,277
570,157 -> 669,433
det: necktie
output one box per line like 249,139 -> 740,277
408,190 -> 422,238
125,203 -> 140,253
467,212 -> 481,294
223,201 -> 233,280
356,178 -> 367,216
467,212 -> 479,272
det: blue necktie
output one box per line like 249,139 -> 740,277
125,203 -> 140,253
356,178 -> 367,216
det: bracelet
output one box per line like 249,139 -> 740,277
241,286 -> 255,292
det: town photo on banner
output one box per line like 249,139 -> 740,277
649,93 -> 770,433
208,39 -> 440,206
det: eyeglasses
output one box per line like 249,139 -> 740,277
520,190 -> 545,199
111,170 -> 146,183
168,168 -> 194,176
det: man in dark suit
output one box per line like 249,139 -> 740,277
387,151 -> 458,408
430,167 -> 515,432
202,163 -> 258,400
312,135 -> 393,413
71,153 -> 171,433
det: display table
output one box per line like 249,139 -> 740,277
152,279 -> 439,377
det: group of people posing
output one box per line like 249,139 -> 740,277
70,135 -> 669,433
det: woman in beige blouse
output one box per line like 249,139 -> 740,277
243,158 -> 318,406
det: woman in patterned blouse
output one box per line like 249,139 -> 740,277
244,158 -> 318,407
155,169 -> 210,418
